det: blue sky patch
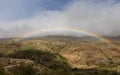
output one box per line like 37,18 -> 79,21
0,0 -> 71,20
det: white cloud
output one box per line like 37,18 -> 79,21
0,0 -> 120,38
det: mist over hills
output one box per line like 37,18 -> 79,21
0,35 -> 120,43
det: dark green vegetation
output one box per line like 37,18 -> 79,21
8,50 -> 71,70
0,66 -> 5,75
0,36 -> 120,75
0,65 -> 120,75
8,63 -> 38,75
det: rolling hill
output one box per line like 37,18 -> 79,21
0,36 -> 120,75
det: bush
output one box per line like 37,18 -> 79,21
0,66 -> 5,75
0,53 -> 4,57
71,68 -> 120,75
9,63 -> 38,75
8,49 -> 71,71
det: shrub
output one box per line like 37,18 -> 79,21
0,53 -> 4,57
0,66 -> 5,75
8,49 -> 71,71
9,63 -> 38,75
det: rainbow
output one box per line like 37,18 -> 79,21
16,27 -> 110,44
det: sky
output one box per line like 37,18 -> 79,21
0,0 -> 120,38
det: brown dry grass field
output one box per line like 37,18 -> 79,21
0,36 -> 120,75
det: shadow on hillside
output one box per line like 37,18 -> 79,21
0,65 -> 120,75
0,49 -> 119,75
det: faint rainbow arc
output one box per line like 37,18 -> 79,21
16,27 -> 110,43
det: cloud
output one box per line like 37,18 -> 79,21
0,0 -> 120,38
0,0 -> 70,20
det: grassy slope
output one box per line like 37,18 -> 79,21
0,36 -> 120,75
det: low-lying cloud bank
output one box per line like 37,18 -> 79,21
0,0 -> 120,38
